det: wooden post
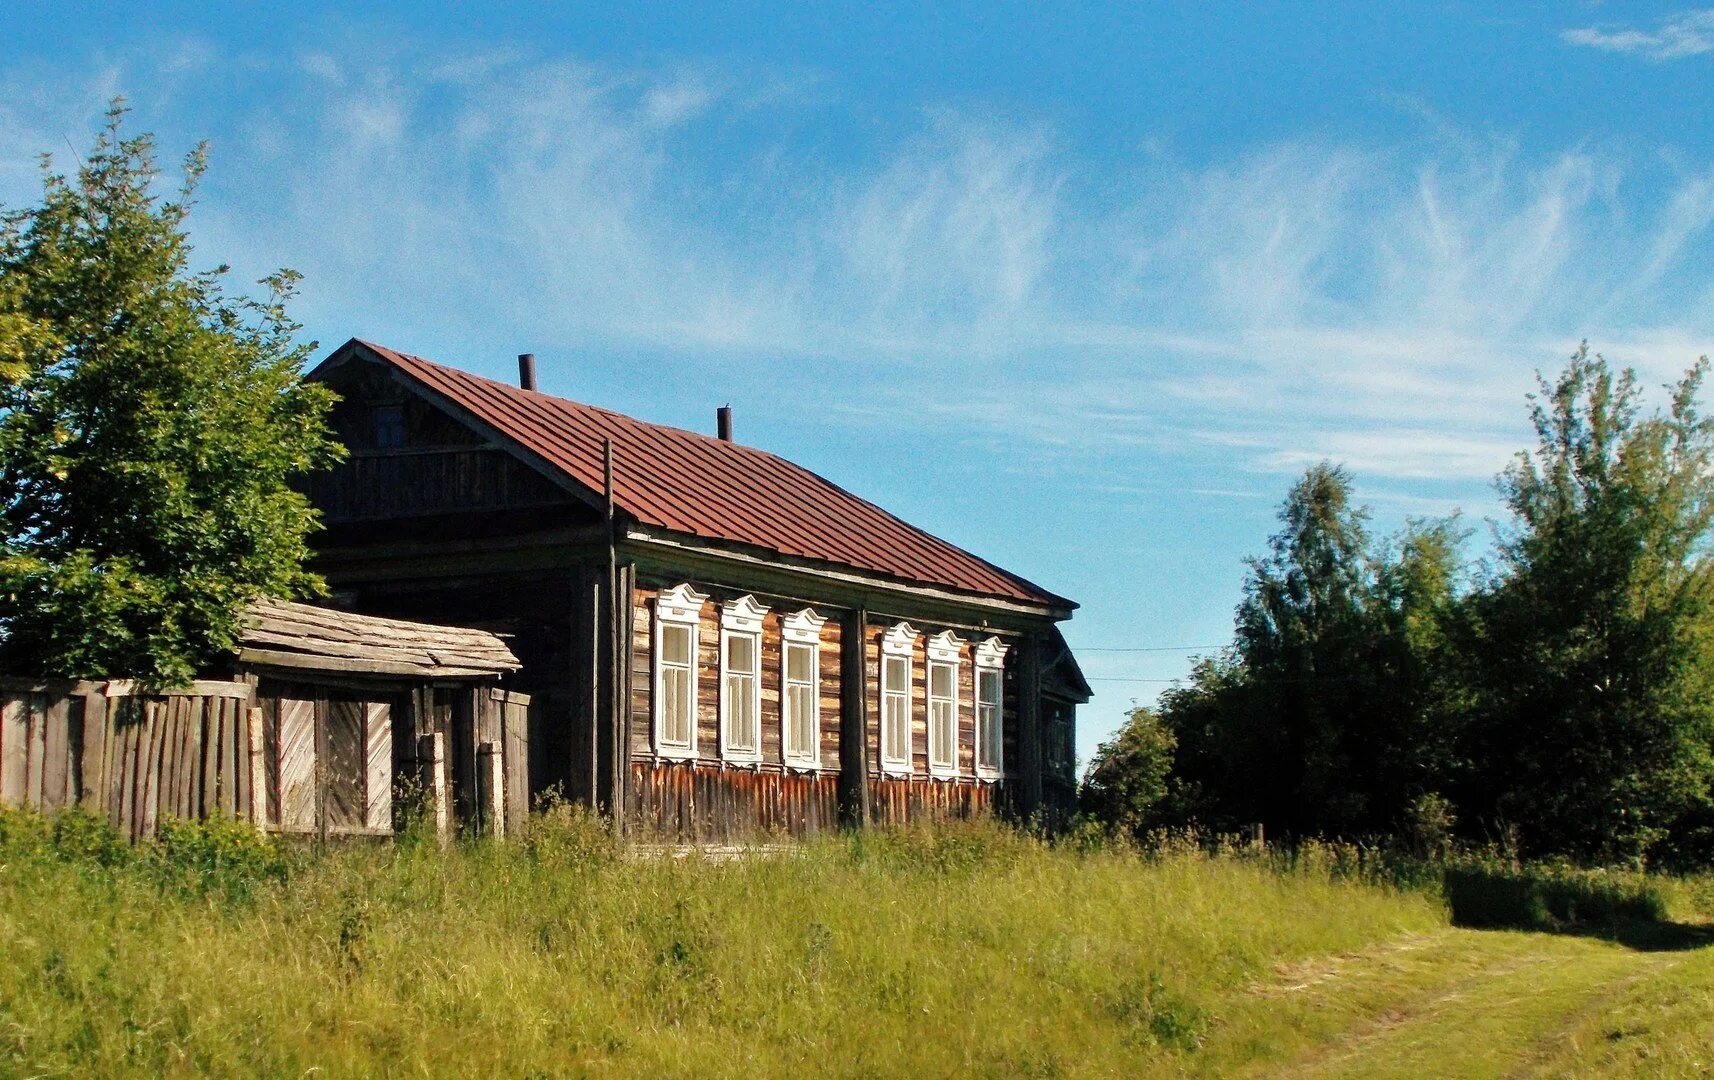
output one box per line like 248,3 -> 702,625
247,707 -> 269,832
837,608 -> 871,830
477,740 -> 504,837
79,692 -> 107,813
419,731 -> 449,847
613,561 -> 635,840
1016,632 -> 1045,824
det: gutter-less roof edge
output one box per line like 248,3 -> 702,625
316,338 -> 1077,612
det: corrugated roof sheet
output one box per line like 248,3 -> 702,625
341,340 -> 1069,608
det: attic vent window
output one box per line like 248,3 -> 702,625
371,404 -> 405,448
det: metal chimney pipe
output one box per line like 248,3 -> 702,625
517,353 -> 537,392
716,405 -> 733,442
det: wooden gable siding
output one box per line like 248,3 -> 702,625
310,365 -> 572,525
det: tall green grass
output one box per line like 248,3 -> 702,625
0,808 -> 1444,1077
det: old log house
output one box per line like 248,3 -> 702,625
306,339 -> 1088,840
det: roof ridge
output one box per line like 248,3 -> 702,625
340,339 -> 1073,609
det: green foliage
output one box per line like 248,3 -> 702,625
1469,347 -> 1714,865
1079,706 -> 1178,837
1127,466 -> 1466,841
1118,346 -> 1714,868
0,104 -> 343,683
1441,860 -> 1671,931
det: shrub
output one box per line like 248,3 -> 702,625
1442,860 -> 1670,930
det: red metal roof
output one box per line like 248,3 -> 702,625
339,341 -> 1071,609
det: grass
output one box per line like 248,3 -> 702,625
0,808 -> 1710,1077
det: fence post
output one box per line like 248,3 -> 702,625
419,732 -> 449,848
476,740 -> 503,837
247,707 -> 268,833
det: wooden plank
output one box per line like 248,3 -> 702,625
97,680 -> 253,700
138,702 -> 162,840
41,696 -> 70,811
278,697 -> 316,832
419,731 -> 449,847
247,707 -> 268,829
25,694 -> 47,810
236,648 -> 504,678
0,696 -> 25,806
220,698 -> 239,818
364,701 -> 392,832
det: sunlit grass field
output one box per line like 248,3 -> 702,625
0,808 -> 1709,1077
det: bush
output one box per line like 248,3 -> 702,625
1442,860 -> 1670,930
146,815 -> 290,901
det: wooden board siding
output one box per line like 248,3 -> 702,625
867,775 -> 998,827
630,583 -> 843,772
862,623 -> 1015,785
627,760 -> 841,842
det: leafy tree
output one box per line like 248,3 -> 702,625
0,105 -> 344,683
1468,347 -> 1714,865
1079,706 -> 1178,837
1151,467 -> 1467,841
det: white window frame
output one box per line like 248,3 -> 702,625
974,636 -> 1009,781
781,607 -> 827,771
719,595 -> 769,764
880,622 -> 919,777
926,630 -> 963,779
653,583 -> 708,760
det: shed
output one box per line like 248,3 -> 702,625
0,601 -> 533,842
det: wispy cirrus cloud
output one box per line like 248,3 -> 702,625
1562,9 -> 1714,61
3,40 -> 1713,506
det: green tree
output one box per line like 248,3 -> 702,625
1079,706 -> 1178,837
1156,465 -> 1467,840
0,105 -> 344,683
1469,346 -> 1714,864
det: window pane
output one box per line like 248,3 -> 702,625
788,684 -> 815,756
930,662 -> 954,699
884,655 -> 909,690
786,642 -> 813,683
727,672 -> 756,751
884,694 -> 909,761
664,667 -> 693,744
727,633 -> 757,673
979,669 -> 1001,706
662,624 -> 691,666
931,700 -> 954,766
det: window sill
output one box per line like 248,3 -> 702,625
656,745 -> 698,762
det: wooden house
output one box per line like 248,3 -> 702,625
305,340 -> 1088,841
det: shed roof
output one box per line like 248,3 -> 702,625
238,600 -> 520,679
326,340 -> 1071,610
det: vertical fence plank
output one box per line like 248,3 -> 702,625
247,707 -> 268,831
41,697 -> 69,811
0,695 -> 25,806
25,695 -> 47,810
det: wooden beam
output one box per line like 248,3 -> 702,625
1016,631 -> 1045,824
838,608 -> 871,830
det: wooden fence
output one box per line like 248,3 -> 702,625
0,677 -> 527,842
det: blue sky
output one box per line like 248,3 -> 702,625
5,3 -> 1714,764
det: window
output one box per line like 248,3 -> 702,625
880,622 -> 919,776
974,636 -> 1009,779
371,404 -> 406,448
653,584 -> 708,759
781,608 -> 827,770
926,631 -> 963,778
720,595 -> 769,762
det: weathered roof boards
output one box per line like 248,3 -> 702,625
304,339 -> 1086,839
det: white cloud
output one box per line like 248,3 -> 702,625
1562,10 -> 1714,61
3,40 -> 1712,505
